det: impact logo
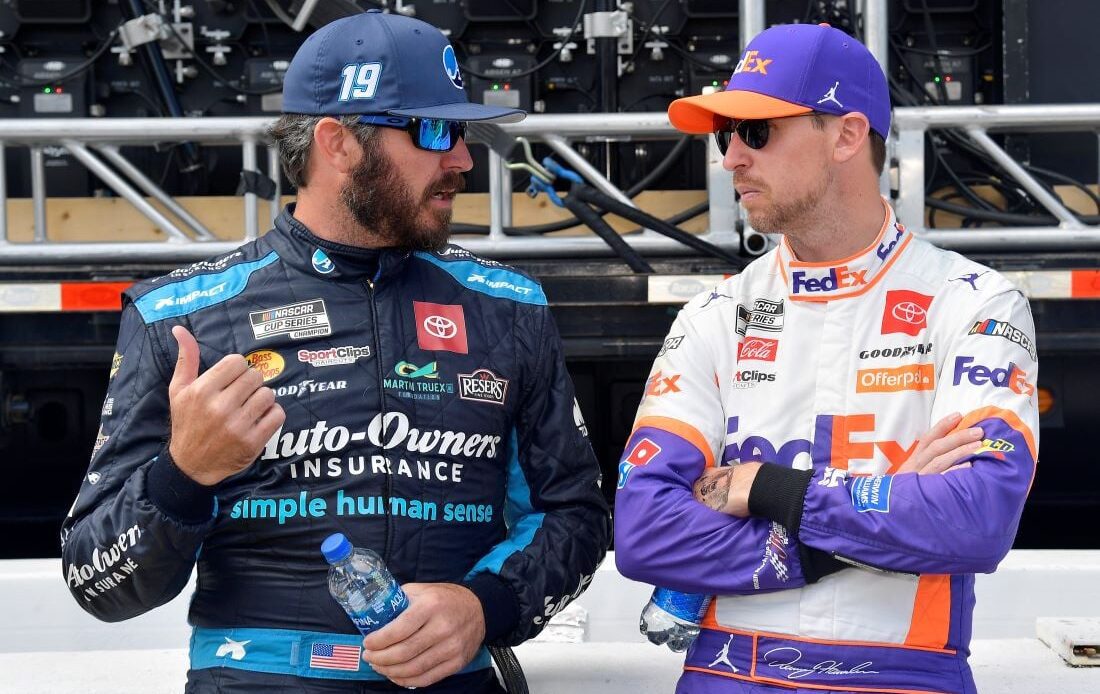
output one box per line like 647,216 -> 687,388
110,353 -> 123,379
733,49 -> 772,75
153,282 -> 227,311
443,45 -> 463,89
791,266 -> 867,295
953,356 -> 1034,396
312,248 -> 334,275
467,273 -> 532,296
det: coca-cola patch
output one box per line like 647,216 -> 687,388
458,369 -> 509,405
738,337 -> 778,362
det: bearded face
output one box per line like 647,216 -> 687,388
339,139 -> 466,251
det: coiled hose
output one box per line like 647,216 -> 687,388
490,645 -> 530,694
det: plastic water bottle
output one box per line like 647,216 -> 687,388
321,533 -> 410,635
639,587 -> 712,652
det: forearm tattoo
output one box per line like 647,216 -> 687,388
697,469 -> 735,512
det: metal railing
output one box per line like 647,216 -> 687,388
0,105 -> 1099,264
892,104 -> 1100,250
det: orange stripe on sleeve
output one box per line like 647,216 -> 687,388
633,416 -> 715,469
954,406 -> 1037,462
904,575 -> 952,649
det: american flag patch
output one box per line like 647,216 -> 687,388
309,642 -> 361,671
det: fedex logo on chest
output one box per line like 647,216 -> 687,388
722,414 -> 916,473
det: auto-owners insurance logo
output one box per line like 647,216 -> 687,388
458,368 -> 508,406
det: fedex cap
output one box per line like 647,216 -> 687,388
668,23 -> 890,139
282,10 -> 524,123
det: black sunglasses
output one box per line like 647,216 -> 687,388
713,114 -> 817,155
358,115 -> 468,153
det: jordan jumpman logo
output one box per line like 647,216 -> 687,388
708,634 -> 739,672
817,81 -> 843,107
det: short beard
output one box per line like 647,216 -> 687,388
340,144 -> 465,251
743,170 -> 831,235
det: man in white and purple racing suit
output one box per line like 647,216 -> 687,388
615,23 -> 1038,694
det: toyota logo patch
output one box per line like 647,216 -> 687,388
424,315 -> 457,339
413,301 -> 468,354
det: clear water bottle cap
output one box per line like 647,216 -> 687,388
321,533 -> 353,563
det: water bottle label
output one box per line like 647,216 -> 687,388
347,581 -> 409,636
652,588 -> 709,622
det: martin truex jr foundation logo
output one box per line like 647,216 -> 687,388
458,369 -> 509,405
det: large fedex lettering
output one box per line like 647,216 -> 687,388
722,414 -> 917,472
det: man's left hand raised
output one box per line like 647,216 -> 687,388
362,582 -> 486,688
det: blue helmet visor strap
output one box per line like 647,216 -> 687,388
357,115 -> 467,152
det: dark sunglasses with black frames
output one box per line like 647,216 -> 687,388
713,113 -> 819,155
358,115 -> 468,153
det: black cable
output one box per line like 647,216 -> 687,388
666,201 -> 708,226
0,29 -> 120,87
573,185 -> 741,265
621,0 -> 675,75
926,196 -> 1100,226
141,0 -> 281,95
452,136 -> 693,236
663,41 -> 730,72
561,191 -> 654,273
459,0 -> 587,80
895,43 -> 992,57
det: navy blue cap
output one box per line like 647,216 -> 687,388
282,10 -> 524,124
321,532 -> 353,563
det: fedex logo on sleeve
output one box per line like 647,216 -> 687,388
791,266 -> 867,294
953,356 -> 1034,396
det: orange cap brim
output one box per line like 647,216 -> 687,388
667,90 -> 813,134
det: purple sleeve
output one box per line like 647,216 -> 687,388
752,410 -> 1035,575
614,420 -> 815,594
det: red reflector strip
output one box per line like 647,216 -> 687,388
60,282 -> 131,311
1071,270 -> 1100,298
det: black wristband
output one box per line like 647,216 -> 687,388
463,572 -> 521,645
747,463 -> 813,534
147,444 -> 218,524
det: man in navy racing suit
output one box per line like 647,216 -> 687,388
60,11 -> 610,693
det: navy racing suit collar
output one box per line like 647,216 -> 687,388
272,205 -> 412,283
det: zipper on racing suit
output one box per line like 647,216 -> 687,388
364,277 -> 395,563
